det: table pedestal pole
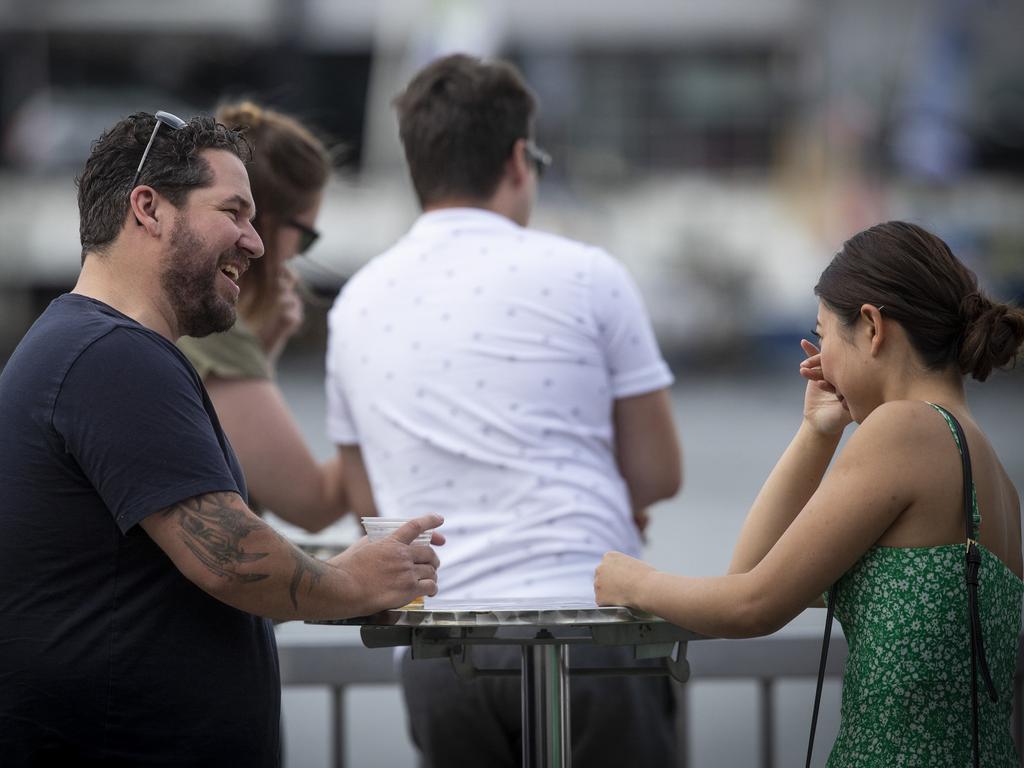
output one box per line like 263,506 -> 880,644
521,642 -> 571,767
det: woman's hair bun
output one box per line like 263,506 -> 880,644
958,293 -> 1024,381
216,100 -> 264,130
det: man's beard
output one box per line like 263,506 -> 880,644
161,214 -> 238,338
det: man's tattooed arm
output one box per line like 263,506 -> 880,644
148,491 -> 342,617
288,548 -> 327,610
144,491 -> 436,620
160,492 -> 271,583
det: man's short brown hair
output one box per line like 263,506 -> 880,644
393,54 -> 537,208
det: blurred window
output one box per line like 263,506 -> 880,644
516,46 -> 791,178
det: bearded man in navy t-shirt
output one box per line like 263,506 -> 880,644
0,111 -> 443,767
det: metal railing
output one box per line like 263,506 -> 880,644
277,634 -> 1024,768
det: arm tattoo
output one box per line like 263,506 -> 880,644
162,492 -> 270,583
288,549 -> 327,610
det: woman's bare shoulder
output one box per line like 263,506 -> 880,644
848,399 -> 952,452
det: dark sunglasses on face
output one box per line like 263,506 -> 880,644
524,139 -> 552,178
130,110 -> 187,191
286,219 -> 320,254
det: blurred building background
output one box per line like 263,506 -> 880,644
1,2 -> 1023,766
2,0 -> 1022,364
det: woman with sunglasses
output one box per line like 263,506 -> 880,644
179,101 -> 345,532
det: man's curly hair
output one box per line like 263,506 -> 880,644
76,112 -> 252,260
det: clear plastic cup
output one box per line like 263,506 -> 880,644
360,517 -> 433,546
360,517 -> 436,610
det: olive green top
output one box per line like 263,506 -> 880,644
177,318 -> 271,382
826,405 -> 1023,766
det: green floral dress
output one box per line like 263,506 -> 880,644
826,406 -> 1023,767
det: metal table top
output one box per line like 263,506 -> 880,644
309,598 -> 704,653
311,598 -> 667,628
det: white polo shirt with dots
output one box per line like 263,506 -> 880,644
326,207 -> 673,600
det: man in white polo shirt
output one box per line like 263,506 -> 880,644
326,53 -> 683,767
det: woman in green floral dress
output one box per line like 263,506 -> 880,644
595,221 -> 1024,765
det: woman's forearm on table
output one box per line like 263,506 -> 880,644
635,570 -> 784,639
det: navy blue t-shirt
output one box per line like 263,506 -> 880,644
0,294 -> 280,767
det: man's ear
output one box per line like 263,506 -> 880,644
128,186 -> 166,237
506,138 -> 531,188
859,304 -> 885,356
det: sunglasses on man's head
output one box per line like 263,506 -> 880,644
287,220 -> 320,254
524,139 -> 552,178
130,110 -> 187,191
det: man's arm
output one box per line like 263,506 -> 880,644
339,445 -> 378,518
140,491 -> 439,621
613,388 -> 682,519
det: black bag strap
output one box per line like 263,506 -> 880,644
805,583 -> 837,768
805,403 -> 997,768
933,403 -> 998,768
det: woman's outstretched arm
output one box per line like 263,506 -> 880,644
595,399 -> 930,638
205,376 -> 348,532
